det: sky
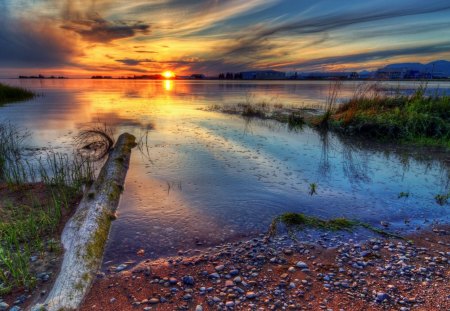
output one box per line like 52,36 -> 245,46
1,0 -> 450,77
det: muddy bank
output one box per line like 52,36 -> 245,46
81,227 -> 449,311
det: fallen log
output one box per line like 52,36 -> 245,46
38,133 -> 136,310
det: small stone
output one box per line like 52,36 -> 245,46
195,305 -> 203,311
209,273 -> 220,279
246,291 -> 256,299
115,264 -> 127,272
215,265 -> 225,271
225,280 -> 234,287
169,277 -> 177,284
225,301 -> 235,307
296,261 -> 308,269
0,302 -> 9,311
288,267 -> 296,272
182,275 -> 195,285
149,298 -> 159,304
109,298 -> 116,304
376,292 -> 389,303
183,294 -> 192,300
284,249 -> 293,255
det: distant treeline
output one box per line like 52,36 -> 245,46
19,75 -> 67,79
92,74 -> 166,79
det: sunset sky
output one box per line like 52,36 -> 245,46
1,0 -> 450,77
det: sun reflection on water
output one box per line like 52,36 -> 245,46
163,79 -> 173,91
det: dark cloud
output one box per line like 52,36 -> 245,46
0,17 -> 81,68
224,2 -> 450,59
62,13 -> 150,43
284,42 -> 450,71
115,58 -> 198,66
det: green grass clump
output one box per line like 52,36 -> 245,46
270,212 -> 359,236
0,83 -> 34,105
325,84 -> 450,148
270,212 -> 401,239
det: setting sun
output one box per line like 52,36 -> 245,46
162,71 -> 175,79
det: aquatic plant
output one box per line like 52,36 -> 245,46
434,193 -> 449,206
319,81 -> 342,128
398,192 -> 410,199
269,212 -> 402,239
308,183 -> 317,196
327,82 -> 450,148
0,83 -> 34,105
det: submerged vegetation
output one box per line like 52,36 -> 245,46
308,183 -> 317,196
269,212 -> 403,239
0,123 -> 94,294
434,193 -> 449,206
0,83 -> 35,106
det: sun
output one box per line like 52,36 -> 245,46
162,70 -> 175,79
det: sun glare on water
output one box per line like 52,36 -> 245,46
162,71 -> 175,79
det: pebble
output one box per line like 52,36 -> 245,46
246,291 -> 257,299
115,264 -> 127,272
296,261 -> 308,269
182,275 -> 195,285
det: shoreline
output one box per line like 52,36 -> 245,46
81,226 -> 449,311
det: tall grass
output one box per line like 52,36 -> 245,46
319,80 -> 342,128
0,123 -> 94,293
327,83 -> 450,148
0,83 -> 34,105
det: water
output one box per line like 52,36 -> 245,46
1,79 -> 449,265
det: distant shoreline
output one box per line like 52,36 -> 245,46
2,77 -> 450,82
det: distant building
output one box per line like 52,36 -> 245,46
240,70 -> 286,80
297,72 -> 359,80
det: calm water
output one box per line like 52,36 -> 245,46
1,79 -> 449,265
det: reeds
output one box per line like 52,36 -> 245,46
0,83 -> 35,105
329,82 -> 450,148
0,122 -> 95,293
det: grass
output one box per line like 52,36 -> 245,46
434,193 -> 449,206
269,212 -> 403,239
0,83 -> 35,106
208,82 -> 449,149
308,183 -> 318,196
323,83 -> 450,148
0,123 -> 94,294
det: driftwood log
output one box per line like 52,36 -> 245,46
38,133 -> 136,310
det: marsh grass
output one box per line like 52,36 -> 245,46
269,212 -> 402,239
326,83 -> 450,148
0,83 -> 35,106
206,96 -> 323,133
0,123 -> 94,293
